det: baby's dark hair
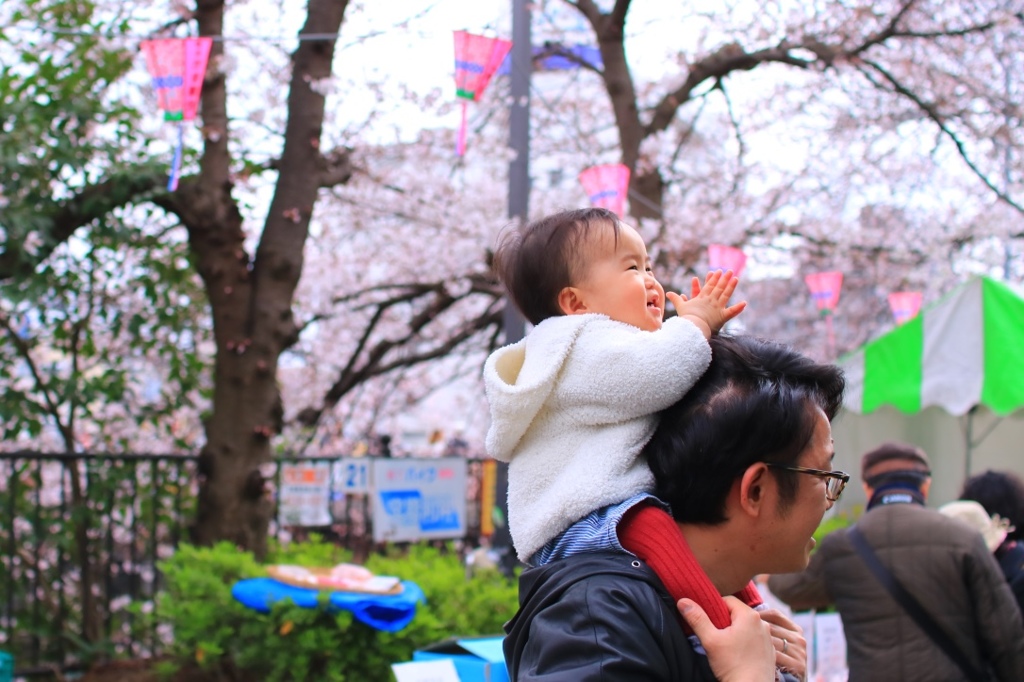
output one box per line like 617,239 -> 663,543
492,207 -> 621,325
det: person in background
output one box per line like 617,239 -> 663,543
960,469 -> 1024,615
505,334 -> 842,681
769,442 -> 1024,682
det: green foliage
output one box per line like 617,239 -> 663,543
813,505 -> 861,546
0,0 -> 142,249
155,539 -> 519,682
0,1 -> 209,452
0,454 -> 198,668
0,213 -> 211,450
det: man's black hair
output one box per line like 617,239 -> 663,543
645,334 -> 845,524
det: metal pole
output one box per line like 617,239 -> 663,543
964,406 -> 976,482
492,0 -> 531,577
508,0 -> 532,234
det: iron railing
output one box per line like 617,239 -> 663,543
0,451 -> 488,677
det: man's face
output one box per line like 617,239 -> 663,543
761,407 -> 835,574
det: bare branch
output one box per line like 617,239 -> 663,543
646,43 -> 813,137
717,78 -> 745,196
535,42 -> 602,75
0,309 -> 71,445
318,147 -> 354,188
644,4 -> 1003,139
0,170 -> 166,282
858,58 -> 1024,215
294,283 -> 504,429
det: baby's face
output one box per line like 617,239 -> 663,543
570,222 -> 666,331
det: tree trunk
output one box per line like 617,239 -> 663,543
580,0 -> 668,221
185,0 -> 350,557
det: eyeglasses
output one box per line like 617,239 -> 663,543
766,463 -> 850,504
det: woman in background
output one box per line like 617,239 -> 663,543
960,469 -> 1024,615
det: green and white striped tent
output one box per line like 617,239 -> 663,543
830,276 -> 1024,506
840,276 -> 1024,417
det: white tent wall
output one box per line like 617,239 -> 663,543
829,405 -> 1024,515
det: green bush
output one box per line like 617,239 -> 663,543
153,539 -> 518,682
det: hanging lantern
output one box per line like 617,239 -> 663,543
888,291 -> 923,325
452,31 -> 512,156
707,244 -> 747,278
805,271 -> 844,359
578,163 -> 630,217
140,37 -> 213,190
804,271 -> 843,316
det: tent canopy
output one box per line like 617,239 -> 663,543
840,276 -> 1024,417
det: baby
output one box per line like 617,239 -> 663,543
485,207 -> 756,629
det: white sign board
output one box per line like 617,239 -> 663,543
791,612 -> 816,678
333,457 -> 372,494
371,458 -> 467,543
390,659 -> 460,682
812,612 -> 848,682
278,462 -> 332,526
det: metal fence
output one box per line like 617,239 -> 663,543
0,451 -> 488,677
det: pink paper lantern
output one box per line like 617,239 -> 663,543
888,291 -> 923,325
578,164 -> 631,217
141,37 -> 213,190
453,31 -> 512,101
707,244 -> 747,278
452,31 -> 512,155
141,37 -> 212,122
804,271 -> 843,315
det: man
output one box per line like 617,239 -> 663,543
503,334 -> 848,681
769,442 -> 1024,681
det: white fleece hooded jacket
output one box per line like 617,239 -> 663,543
484,313 -> 712,561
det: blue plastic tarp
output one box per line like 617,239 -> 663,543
231,578 -> 425,633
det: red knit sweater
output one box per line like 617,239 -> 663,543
618,502 -> 762,629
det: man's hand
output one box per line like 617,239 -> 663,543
679,596 -> 776,682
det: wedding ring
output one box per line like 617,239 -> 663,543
782,638 -> 789,654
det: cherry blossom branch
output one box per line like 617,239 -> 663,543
293,276 -> 503,429
857,58 -> 1024,215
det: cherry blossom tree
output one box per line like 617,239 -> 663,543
282,0 -> 1024,456
542,0 -> 1024,349
4,0 -> 1024,557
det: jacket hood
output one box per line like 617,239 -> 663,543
483,315 -> 597,462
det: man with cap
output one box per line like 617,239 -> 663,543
768,441 -> 1024,681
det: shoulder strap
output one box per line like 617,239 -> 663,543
847,526 -> 989,682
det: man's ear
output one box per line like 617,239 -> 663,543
557,286 -> 588,315
738,463 -> 770,517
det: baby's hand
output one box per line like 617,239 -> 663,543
679,596 -> 776,682
669,270 -> 745,337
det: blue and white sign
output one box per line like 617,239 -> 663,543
371,458 -> 467,542
333,457 -> 372,494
